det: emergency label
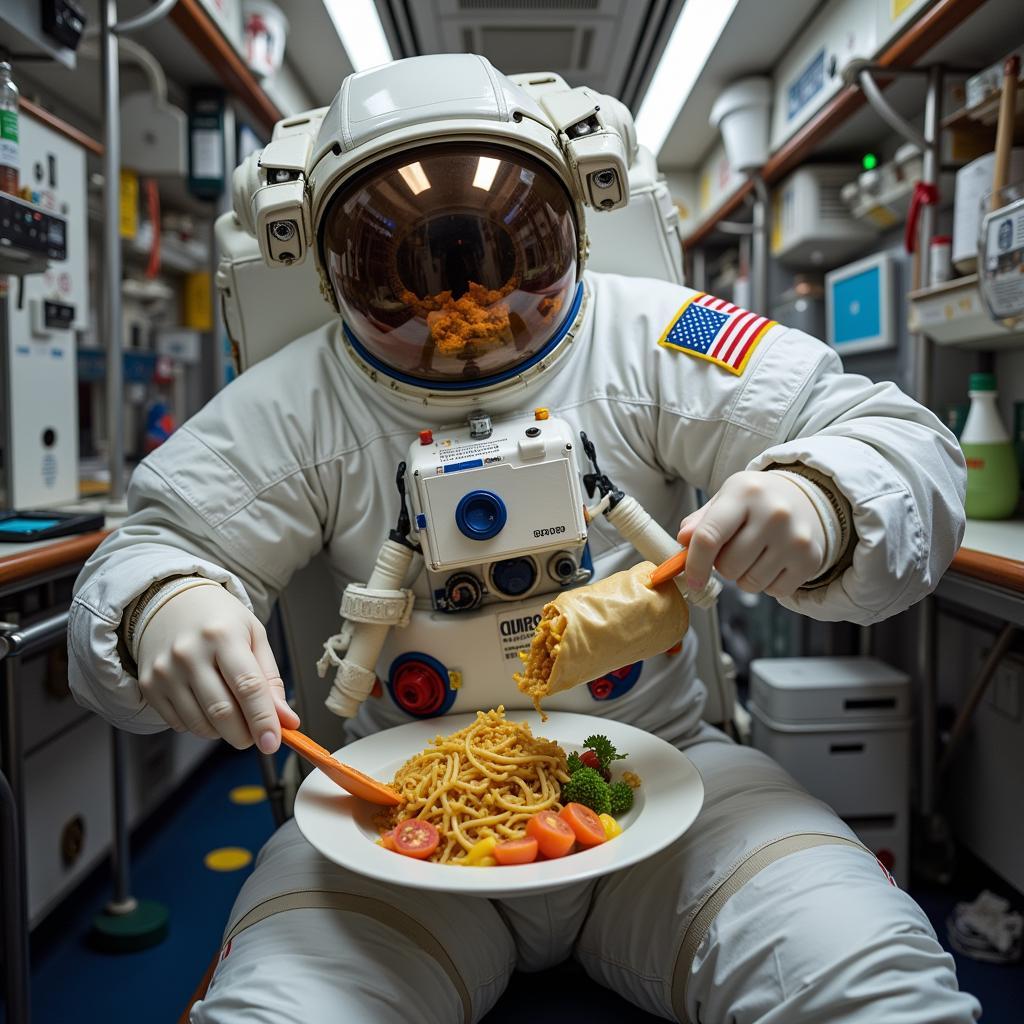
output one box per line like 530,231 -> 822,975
496,609 -> 543,662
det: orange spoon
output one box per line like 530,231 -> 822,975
280,727 -> 403,806
649,548 -> 687,588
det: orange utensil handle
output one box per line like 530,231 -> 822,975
280,727 -> 331,760
649,549 -> 687,587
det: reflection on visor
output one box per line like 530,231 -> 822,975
320,143 -> 578,387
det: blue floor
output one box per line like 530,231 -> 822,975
5,747 -> 1022,1024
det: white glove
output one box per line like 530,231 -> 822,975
677,471 -> 828,599
136,585 -> 299,752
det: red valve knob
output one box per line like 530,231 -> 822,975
419,429 -> 434,445
392,661 -> 446,716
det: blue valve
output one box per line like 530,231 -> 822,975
455,489 -> 507,540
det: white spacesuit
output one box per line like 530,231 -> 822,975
68,55 -> 980,1023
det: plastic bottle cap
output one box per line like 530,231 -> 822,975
969,372 -> 996,392
534,407 -> 549,421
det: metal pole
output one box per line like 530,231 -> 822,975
750,176 -> 769,315
0,665 -> 29,1024
915,65 -> 943,405
102,0 -> 125,501
107,728 -> 137,913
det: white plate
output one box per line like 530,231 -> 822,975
294,711 -> 704,898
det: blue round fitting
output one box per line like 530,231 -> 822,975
455,489 -> 507,541
490,557 -> 537,597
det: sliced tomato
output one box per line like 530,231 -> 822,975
392,819 -> 440,860
379,828 -> 397,851
559,803 -> 606,846
579,749 -> 610,781
494,837 -> 539,865
526,810 -> 575,859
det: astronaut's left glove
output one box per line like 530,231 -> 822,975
677,468 -> 850,599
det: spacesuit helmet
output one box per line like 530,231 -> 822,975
318,140 -> 579,389
239,54 -> 634,398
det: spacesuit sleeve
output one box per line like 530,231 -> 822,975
655,322 -> 966,626
67,335 -> 339,732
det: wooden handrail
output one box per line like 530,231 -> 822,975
18,96 -> 103,157
0,531 -> 109,588
169,0 -> 282,131
950,546 -> 1024,594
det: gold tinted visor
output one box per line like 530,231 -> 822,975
320,143 -> 578,387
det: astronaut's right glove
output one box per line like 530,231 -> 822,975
677,468 -> 846,599
134,583 -> 299,752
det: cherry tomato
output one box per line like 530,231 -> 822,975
559,803 -> 607,846
494,837 -> 539,865
392,819 -> 440,860
526,811 -> 575,859
580,749 -> 611,781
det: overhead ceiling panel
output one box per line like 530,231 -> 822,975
656,0 -> 823,169
386,0 -> 676,106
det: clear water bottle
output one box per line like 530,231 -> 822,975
0,61 -> 19,196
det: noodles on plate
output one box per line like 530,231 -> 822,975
379,707 -> 570,864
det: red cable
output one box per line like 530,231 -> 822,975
904,181 -> 939,254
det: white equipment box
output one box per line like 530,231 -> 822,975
771,166 -> 877,269
2,114 -> 88,507
750,656 -> 911,887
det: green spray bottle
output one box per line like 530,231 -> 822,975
961,373 -> 1019,520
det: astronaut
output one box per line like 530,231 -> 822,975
68,55 -> 979,1023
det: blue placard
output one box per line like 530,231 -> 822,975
788,49 -> 826,121
832,266 -> 881,346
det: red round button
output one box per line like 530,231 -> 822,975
392,661 -> 446,715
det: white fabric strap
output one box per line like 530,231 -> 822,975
769,468 -> 843,573
125,576 -> 222,663
340,583 -> 415,628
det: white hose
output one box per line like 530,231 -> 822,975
605,496 -> 721,609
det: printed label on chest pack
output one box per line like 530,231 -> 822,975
437,438 -> 504,463
497,610 -> 543,662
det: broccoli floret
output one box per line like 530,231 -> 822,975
566,751 -> 584,775
608,781 -> 634,816
561,766 -> 611,815
582,734 -> 627,772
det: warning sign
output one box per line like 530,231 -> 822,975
496,609 -> 543,662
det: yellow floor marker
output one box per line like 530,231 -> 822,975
229,785 -> 267,805
204,847 -> 253,872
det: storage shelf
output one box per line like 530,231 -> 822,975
943,82 -> 1024,132
169,0 -> 282,131
908,273 -> 1024,348
684,0 -> 990,248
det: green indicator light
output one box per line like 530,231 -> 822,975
862,153 -> 878,171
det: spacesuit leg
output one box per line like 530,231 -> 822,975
575,739 -> 981,1023
190,820 -> 516,1024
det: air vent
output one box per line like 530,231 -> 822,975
479,26 -> 577,72
459,0 -> 599,9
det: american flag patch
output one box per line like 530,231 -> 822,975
658,293 -> 776,375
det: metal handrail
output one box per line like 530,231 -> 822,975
1,608 -> 69,1024
0,610 -> 70,661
